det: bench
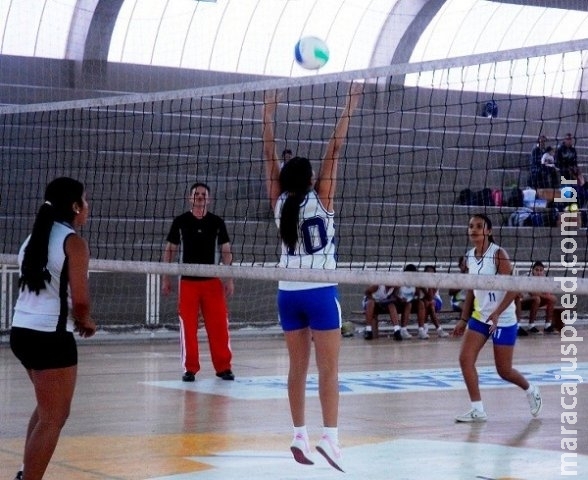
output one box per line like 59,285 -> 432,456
347,309 -> 457,337
348,306 -> 568,337
517,300 -> 566,332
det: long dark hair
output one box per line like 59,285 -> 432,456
471,213 -> 495,244
278,156 -> 313,251
19,177 -> 85,294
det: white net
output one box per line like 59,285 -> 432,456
1,40 -> 587,331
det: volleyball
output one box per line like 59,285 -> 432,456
565,203 -> 579,213
294,36 -> 329,70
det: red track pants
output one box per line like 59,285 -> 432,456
178,278 -> 232,374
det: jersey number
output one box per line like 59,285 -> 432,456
488,292 -> 496,302
297,217 -> 328,255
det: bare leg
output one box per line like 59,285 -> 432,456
23,366 -> 77,480
544,294 -> 555,324
401,302 -> 410,327
312,329 -> 341,427
515,297 -> 522,322
284,329 -> 312,427
458,329 -> 487,401
363,300 -> 379,338
387,304 -> 400,327
427,301 -> 441,329
528,296 -> 541,325
416,300 -> 425,328
494,344 -> 530,390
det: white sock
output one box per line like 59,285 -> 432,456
322,426 -> 339,444
365,326 -> 372,332
525,384 -> 536,394
294,425 -> 308,438
471,401 -> 484,412
393,325 -> 400,332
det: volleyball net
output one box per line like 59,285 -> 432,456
1,40 -> 587,329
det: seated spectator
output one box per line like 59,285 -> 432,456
528,134 -> 547,188
362,285 -> 402,341
515,261 -> 556,335
556,133 -> 580,183
394,264 -> 427,340
449,256 -> 468,313
422,265 -> 449,338
540,145 -> 560,188
280,148 -> 293,169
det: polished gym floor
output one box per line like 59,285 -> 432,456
1,326 -> 587,480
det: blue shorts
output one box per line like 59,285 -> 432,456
278,285 -> 341,332
467,318 -> 518,346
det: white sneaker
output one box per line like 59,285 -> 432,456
437,327 -> 449,338
316,435 -> 344,472
290,433 -> 313,465
527,385 -> 543,417
455,408 -> 488,423
418,327 -> 429,339
400,328 -> 412,339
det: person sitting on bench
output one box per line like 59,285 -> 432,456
515,261 -> 556,334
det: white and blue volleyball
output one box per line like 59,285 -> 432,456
294,36 -> 329,70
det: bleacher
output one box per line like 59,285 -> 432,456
1,81 -> 587,332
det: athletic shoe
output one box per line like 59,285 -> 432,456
216,370 -> 235,381
517,326 -> 529,337
418,327 -> 429,339
290,433 -> 314,465
316,435 -> 344,472
400,328 -> 412,339
14,471 -> 23,480
455,409 -> 488,423
528,325 -> 540,334
437,328 -> 449,338
544,324 -> 555,334
182,371 -> 195,382
393,329 -> 403,341
363,329 -> 373,340
527,385 -> 543,417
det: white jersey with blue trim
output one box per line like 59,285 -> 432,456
274,190 -> 336,291
372,285 -> 395,302
466,242 -> 517,327
12,222 -> 76,332
397,285 -> 418,302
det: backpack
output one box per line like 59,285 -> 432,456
491,188 -> 503,207
481,100 -> 498,118
458,188 -> 475,205
531,209 -> 559,227
508,207 -> 533,226
478,188 -> 495,206
505,187 -> 524,208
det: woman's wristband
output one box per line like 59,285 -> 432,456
459,318 -> 468,323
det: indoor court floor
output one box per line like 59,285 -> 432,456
1,327 -> 587,480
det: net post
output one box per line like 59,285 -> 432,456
1,265 -> 8,331
146,273 -> 160,327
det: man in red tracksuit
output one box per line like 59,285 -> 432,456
162,182 -> 235,382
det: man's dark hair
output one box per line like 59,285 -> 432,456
190,182 -> 210,194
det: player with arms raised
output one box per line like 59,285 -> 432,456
262,83 -> 361,471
